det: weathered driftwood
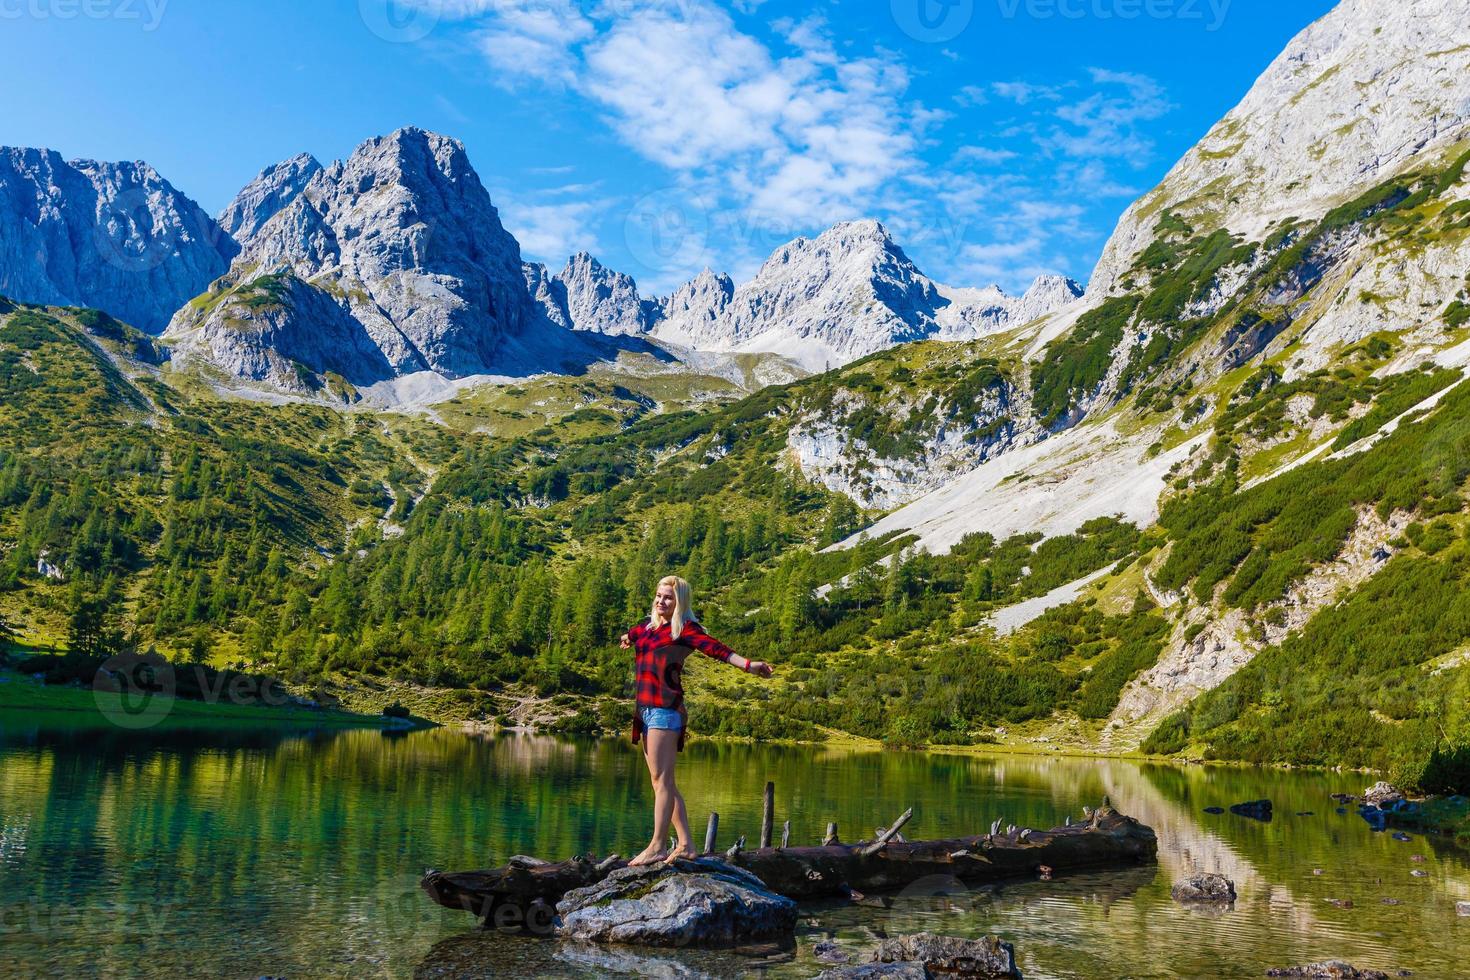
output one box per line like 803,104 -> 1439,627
703,812 -> 719,854
421,805 -> 1156,922
759,781 -> 775,849
860,807 -> 913,857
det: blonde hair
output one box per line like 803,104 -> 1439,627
651,575 -> 694,640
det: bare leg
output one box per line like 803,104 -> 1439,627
629,729 -> 679,866
665,787 -> 697,862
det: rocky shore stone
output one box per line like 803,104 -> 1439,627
815,965 -> 930,980
1264,961 -> 1389,979
554,858 -> 796,948
1171,873 -> 1237,905
875,934 -> 1020,978
816,933 -> 1020,980
1363,782 -> 1403,808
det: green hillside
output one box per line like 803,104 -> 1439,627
6,174 -> 1470,795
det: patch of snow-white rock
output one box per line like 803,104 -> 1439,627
834,420 -> 1205,556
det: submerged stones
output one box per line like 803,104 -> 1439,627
1265,962 -> 1390,979
1230,799 -> 1274,821
817,933 -> 1021,980
817,965 -> 928,979
1170,873 -> 1237,906
554,858 -> 796,948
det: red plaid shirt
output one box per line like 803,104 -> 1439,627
627,617 -> 736,710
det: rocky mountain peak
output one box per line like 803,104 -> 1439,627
0,146 -> 237,332
167,127 -> 532,385
557,250 -> 654,336
648,215 -> 1080,370
217,152 -> 322,243
1089,0 -> 1470,297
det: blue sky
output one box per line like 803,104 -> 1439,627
1,0 -> 1335,294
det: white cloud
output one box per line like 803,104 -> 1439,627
1049,68 -> 1173,161
953,145 -> 1018,165
497,194 -> 604,262
462,0 -> 922,239
428,4 -> 1176,295
475,1 -> 594,85
991,80 -> 1066,105
954,85 -> 988,107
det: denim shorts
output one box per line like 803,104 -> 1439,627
640,707 -> 684,731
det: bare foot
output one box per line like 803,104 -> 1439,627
663,844 -> 698,864
628,844 -> 668,867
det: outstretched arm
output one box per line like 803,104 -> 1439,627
684,624 -> 773,678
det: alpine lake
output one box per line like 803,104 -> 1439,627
3,712 -> 1468,979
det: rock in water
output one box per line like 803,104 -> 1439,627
1264,962 -> 1389,979
1229,800 -> 1273,822
1456,901 -> 1470,917
554,858 -> 796,948
815,965 -> 928,980
1171,873 -> 1237,905
813,940 -> 851,964
871,934 -> 1021,979
1363,782 -> 1404,808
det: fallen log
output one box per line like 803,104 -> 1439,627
421,805 -> 1156,922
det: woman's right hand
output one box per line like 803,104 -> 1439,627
619,633 -> 632,649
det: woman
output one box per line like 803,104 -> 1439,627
619,575 -> 773,866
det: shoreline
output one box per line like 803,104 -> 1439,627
0,668 -> 422,730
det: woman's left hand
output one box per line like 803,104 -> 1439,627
746,660 -> 774,679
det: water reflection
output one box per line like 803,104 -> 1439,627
1,718 -> 1467,979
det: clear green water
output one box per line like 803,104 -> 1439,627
2,714 -> 1468,979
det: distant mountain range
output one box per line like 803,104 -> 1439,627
0,129 -> 1082,393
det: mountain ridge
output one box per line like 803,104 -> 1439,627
0,146 -> 238,333
0,129 -> 1082,392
